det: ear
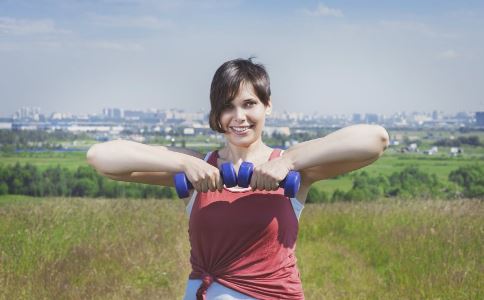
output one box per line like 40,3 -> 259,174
265,98 -> 272,115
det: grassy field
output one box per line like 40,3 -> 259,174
2,149 -> 483,196
0,151 -> 87,171
0,196 -> 481,299
301,151 -> 484,195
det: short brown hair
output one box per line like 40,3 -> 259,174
209,58 -> 271,133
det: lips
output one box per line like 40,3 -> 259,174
229,125 -> 254,135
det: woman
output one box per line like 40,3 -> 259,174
87,58 -> 389,299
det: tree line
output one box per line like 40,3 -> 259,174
0,163 -> 175,199
305,165 -> 483,203
0,163 -> 482,201
0,130 -> 90,152
433,135 -> 481,147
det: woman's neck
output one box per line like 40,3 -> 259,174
219,139 -> 272,165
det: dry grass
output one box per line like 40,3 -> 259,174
0,196 -> 482,299
299,200 -> 483,299
0,197 -> 191,299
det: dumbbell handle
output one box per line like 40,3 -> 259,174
174,162 -> 237,198
237,162 -> 301,198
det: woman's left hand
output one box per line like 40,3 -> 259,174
250,156 -> 293,191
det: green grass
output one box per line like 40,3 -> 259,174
0,196 -> 481,299
313,152 -> 484,195
0,152 -> 87,171
2,148 -> 483,195
357,153 -> 482,180
298,200 -> 483,299
0,196 -> 190,299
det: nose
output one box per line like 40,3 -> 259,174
233,107 -> 246,123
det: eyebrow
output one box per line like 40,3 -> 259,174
231,98 -> 258,104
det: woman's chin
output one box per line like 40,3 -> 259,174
228,138 -> 250,147
226,136 -> 257,147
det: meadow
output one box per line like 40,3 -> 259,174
1,196 -> 481,299
0,151 -> 87,171
2,149 -> 482,195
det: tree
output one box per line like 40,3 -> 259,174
386,166 -> 443,199
42,165 -> 71,196
305,186 -> 329,204
72,178 -> 99,197
331,189 -> 346,202
449,165 -> 484,198
0,182 -> 8,195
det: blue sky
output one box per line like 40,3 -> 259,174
1,0 -> 483,116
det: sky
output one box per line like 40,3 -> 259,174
1,0 -> 483,116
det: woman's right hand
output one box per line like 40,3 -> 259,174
183,156 -> 224,193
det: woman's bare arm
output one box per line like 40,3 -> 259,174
86,140 -> 205,187
282,124 -> 389,184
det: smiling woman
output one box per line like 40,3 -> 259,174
219,81 -> 271,147
87,58 -> 389,300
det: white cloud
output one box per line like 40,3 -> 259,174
304,3 -> 343,17
437,49 -> 460,60
89,14 -> 174,30
0,17 -> 68,35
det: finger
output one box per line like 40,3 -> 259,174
192,181 -> 202,193
272,180 -> 280,191
250,171 -> 258,191
265,178 -> 274,191
204,179 -> 211,193
256,172 -> 265,191
264,174 -> 273,191
200,179 -> 209,193
208,174 -> 217,192
213,172 -> 222,191
262,177 -> 270,191
208,181 -> 215,192
260,174 -> 268,191
217,176 -> 224,192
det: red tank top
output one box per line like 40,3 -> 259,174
188,149 -> 304,300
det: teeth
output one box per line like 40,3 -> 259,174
231,126 -> 250,132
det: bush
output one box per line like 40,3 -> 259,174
434,135 -> 481,147
331,189 -> 346,202
0,182 -> 8,195
0,163 -> 177,199
386,166 -> 444,199
72,178 -> 99,197
449,165 -> 484,198
305,186 -> 329,204
346,172 -> 387,201
322,167 -> 449,202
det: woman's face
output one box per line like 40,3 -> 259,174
219,82 -> 272,148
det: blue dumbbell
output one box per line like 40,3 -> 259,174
237,161 -> 301,198
174,162 -> 237,198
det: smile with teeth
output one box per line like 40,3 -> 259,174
230,125 -> 254,134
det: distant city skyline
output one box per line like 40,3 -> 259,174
1,1 -> 483,115
2,105 -> 480,119
2,104 -> 480,133
1,104 -> 483,118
